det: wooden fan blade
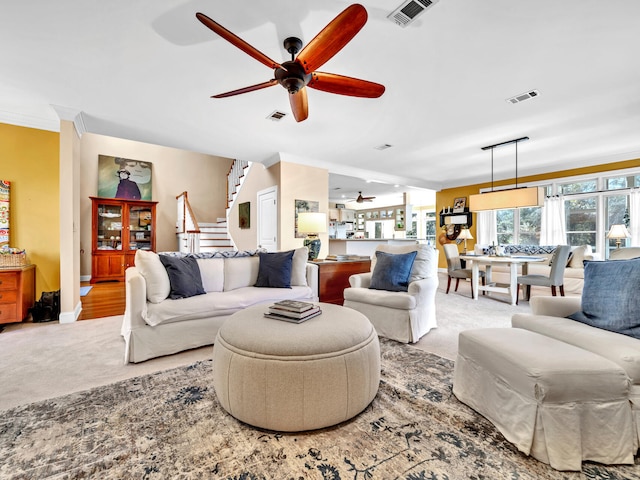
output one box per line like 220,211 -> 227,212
212,79 -> 278,98
296,4 -> 367,74
196,12 -> 281,70
307,72 -> 385,98
289,87 -> 309,122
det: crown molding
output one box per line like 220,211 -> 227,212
0,109 -> 59,132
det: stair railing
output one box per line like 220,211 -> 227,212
227,159 -> 249,207
176,191 -> 201,253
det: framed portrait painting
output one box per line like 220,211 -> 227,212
98,155 -> 152,201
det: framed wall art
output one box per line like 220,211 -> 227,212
0,180 -> 9,247
239,202 -> 250,229
98,155 -> 152,201
453,197 -> 467,213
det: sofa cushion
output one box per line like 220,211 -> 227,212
196,258 -> 224,293
344,287 -> 417,310
567,258 -> 640,339
371,243 -> 436,282
224,256 -> 260,291
370,251 -> 417,292
512,313 -> 640,385
290,247 -> 309,286
135,250 -> 170,303
159,255 -> 206,300
143,285 -> 314,326
568,245 -> 592,268
255,250 -> 294,288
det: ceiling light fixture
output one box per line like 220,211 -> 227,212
469,136 -> 544,211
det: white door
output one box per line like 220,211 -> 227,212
257,186 -> 277,251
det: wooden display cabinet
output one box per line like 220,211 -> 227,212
314,259 -> 371,305
90,197 -> 157,283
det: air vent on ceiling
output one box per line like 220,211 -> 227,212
388,0 -> 439,27
374,143 -> 393,150
266,110 -> 287,121
506,90 -> 540,104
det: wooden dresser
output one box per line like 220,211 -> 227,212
314,259 -> 371,305
0,264 -> 36,324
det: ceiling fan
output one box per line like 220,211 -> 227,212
356,191 -> 376,203
195,4 -> 385,122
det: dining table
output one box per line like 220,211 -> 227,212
458,254 -> 547,305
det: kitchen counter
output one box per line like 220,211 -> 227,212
329,238 -> 423,258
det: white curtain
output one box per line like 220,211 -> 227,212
476,210 -> 497,248
540,195 -> 567,245
630,189 -> 640,247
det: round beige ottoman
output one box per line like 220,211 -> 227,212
212,302 -> 380,432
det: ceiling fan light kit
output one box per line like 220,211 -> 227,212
469,136 -> 545,212
196,4 -> 385,122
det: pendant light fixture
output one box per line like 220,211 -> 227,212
469,136 -> 544,211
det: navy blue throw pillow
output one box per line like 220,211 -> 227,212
369,250 -> 418,292
158,255 -> 206,300
567,258 -> 640,339
255,250 -> 294,288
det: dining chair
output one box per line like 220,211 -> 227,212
516,245 -> 572,304
443,244 -> 484,297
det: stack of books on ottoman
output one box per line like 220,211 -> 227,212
264,300 -> 322,323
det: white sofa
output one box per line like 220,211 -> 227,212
473,244 -> 599,296
121,248 -> 318,363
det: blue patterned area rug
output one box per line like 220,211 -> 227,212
1,339 -> 638,479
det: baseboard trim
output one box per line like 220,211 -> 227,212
59,301 -> 82,324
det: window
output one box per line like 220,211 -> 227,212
605,194 -> 631,257
605,174 -> 640,190
496,207 -> 542,245
560,179 -> 597,194
564,196 -> 596,248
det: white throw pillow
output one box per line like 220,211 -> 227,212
135,250 -> 170,303
370,243 -> 437,282
223,256 -> 260,291
196,258 -> 224,292
290,247 -> 308,286
569,245 -> 592,268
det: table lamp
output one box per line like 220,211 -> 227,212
457,228 -> 473,254
607,224 -> 631,249
297,212 -> 327,260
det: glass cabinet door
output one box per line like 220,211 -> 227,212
128,205 -> 153,251
96,203 -> 123,250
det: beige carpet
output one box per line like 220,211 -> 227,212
5,338 -> 636,479
0,273 -> 534,411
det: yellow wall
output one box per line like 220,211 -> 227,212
0,122 -> 60,297
435,158 -> 640,268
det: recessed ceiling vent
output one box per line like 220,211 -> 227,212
374,143 -> 393,150
266,110 -> 287,121
506,90 -> 540,104
388,0 -> 439,27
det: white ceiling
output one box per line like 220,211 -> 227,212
2,1 -> 640,203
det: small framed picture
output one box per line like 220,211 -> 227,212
335,203 -> 345,209
453,197 -> 467,213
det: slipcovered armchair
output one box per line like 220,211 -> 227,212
343,243 -> 439,343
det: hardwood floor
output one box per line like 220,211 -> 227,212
79,281 -> 125,320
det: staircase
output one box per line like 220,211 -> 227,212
176,159 -> 250,253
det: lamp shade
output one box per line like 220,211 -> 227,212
457,228 -> 474,240
469,187 -> 544,211
607,224 -> 631,239
297,212 -> 327,234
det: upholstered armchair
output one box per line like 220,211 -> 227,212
343,243 -> 439,343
